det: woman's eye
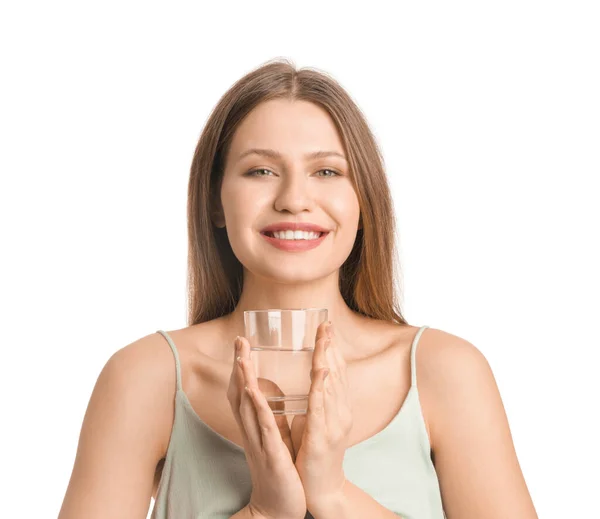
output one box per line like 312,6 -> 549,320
245,168 -> 340,177
317,169 -> 340,177
246,168 -> 274,177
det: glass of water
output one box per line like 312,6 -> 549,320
244,308 -> 328,415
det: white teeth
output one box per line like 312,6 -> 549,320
269,230 -> 322,240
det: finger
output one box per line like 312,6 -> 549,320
312,335 -> 330,378
322,320 -> 344,385
323,344 -> 353,437
240,341 -> 290,457
309,320 -> 331,376
321,347 -> 340,433
245,381 -> 291,457
329,342 -> 348,387
316,320 -> 331,342
306,368 -> 329,441
325,340 -> 346,395
323,369 -> 348,447
290,413 -> 307,457
236,339 -> 263,449
280,421 -> 296,461
227,337 -> 242,408
313,320 -> 330,354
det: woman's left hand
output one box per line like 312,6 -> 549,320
290,320 -> 353,512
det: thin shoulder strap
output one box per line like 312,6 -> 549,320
410,325 -> 429,388
156,329 -> 182,392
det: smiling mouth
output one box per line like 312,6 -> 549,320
261,231 -> 327,239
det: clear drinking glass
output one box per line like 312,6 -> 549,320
244,308 -> 328,416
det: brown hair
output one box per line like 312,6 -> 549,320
186,57 -> 407,327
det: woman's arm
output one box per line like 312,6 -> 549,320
57,336 -> 174,519
425,330 -> 539,518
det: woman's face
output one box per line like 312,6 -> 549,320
218,98 -> 361,283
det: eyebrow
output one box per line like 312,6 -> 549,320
236,148 -> 348,163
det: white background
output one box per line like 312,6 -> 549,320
1,1 -> 598,518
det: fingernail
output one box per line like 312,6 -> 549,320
235,336 -> 240,351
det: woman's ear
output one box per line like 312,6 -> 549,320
211,199 -> 226,229
212,211 -> 226,228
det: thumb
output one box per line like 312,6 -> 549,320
290,414 -> 307,457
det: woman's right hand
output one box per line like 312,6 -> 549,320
227,335 -> 307,519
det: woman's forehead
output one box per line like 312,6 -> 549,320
229,100 -> 345,162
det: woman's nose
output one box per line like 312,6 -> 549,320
273,173 -> 317,212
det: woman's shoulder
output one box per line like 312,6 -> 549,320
382,321 -> 478,363
110,329 -> 182,389
405,325 -> 495,454
106,329 -> 191,457
411,324 -> 488,377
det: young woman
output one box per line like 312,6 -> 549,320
58,59 -> 538,519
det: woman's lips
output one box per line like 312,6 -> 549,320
260,231 -> 329,252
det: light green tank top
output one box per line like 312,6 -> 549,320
150,325 -> 446,519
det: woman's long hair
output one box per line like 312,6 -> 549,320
186,57 -> 407,327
